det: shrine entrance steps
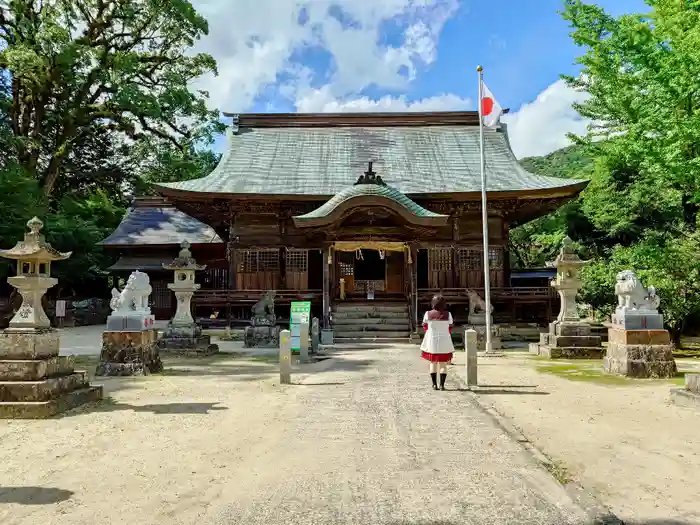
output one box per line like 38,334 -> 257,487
332,302 -> 411,343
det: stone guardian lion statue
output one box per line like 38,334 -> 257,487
614,270 -> 660,312
466,289 -> 493,315
110,270 -> 152,313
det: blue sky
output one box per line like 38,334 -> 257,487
192,0 -> 649,158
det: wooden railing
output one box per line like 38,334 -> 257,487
193,289 -> 323,305
417,287 -> 555,302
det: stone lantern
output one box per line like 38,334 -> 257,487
0,218 -> 102,418
529,236 -> 604,359
158,241 -> 218,355
163,241 -> 205,327
551,236 -> 588,325
0,217 -> 71,331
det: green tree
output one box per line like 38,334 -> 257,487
0,0 -> 224,196
557,0 -> 700,339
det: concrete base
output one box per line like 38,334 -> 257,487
531,322 -> 605,359
157,324 -> 218,356
670,388 -> 700,409
670,373 -> 700,409
96,330 -> 162,376
603,328 -> 676,378
463,324 -> 502,352
0,329 -> 103,419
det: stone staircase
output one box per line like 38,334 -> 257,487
332,302 -> 411,343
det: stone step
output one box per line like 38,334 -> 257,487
0,331 -> 60,360
539,346 -> 606,359
332,311 -> 409,321
0,386 -> 103,419
334,330 -> 411,339
331,317 -> 410,326
0,356 -> 75,381
334,304 -> 408,314
335,337 -> 412,344
332,322 -> 411,332
0,372 -> 89,402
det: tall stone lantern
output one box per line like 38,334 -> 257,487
158,241 -> 218,355
0,218 -> 102,418
551,236 -> 588,326
0,217 -> 71,331
529,236 -> 605,359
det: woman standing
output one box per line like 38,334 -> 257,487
420,294 -> 454,390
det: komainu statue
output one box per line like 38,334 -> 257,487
109,271 -> 152,314
244,290 -> 280,348
615,270 -> 660,313
466,289 -> 493,315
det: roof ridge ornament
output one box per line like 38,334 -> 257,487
354,161 -> 386,186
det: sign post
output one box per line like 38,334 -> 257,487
289,301 -> 311,354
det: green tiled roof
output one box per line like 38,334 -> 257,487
156,123 -> 586,197
295,184 -> 447,222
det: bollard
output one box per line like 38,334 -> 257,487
311,317 -> 320,354
299,321 -> 309,362
465,328 -> 478,388
279,329 -> 292,384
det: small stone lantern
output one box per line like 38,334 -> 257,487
551,236 -> 588,325
163,241 -> 205,327
0,217 -> 71,330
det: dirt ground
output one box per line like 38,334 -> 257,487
453,349 -> 700,525
0,345 -> 594,525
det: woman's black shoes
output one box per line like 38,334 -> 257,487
439,374 -> 447,391
430,373 -> 438,390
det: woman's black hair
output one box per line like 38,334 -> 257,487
431,294 -> 447,311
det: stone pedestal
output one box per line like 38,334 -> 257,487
96,329 -> 162,376
530,321 -> 604,359
671,374 -> 700,408
464,323 -> 502,351
603,327 -> 676,378
157,323 -> 218,356
0,330 -> 102,418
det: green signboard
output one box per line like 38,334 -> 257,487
289,301 -> 312,352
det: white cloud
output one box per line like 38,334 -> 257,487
296,85 -> 471,112
189,0 -> 459,111
502,79 -> 590,158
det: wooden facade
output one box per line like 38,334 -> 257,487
102,112 -> 585,329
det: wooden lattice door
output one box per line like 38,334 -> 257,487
457,247 -> 484,288
235,249 -> 280,290
427,246 -> 453,288
285,249 -> 308,290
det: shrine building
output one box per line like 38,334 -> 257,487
100,111 -> 586,334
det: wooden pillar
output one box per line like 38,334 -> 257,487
226,215 -> 237,327
322,246 -> 331,329
411,245 -> 419,331
452,216 -> 460,289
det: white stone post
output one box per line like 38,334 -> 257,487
299,321 -> 309,362
279,329 -> 292,384
465,328 -> 478,388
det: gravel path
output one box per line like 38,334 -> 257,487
206,345 -> 589,525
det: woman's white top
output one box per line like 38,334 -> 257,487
420,311 -> 455,354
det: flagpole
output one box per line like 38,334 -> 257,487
477,65 -> 494,354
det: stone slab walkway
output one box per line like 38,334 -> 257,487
1,342 -> 591,525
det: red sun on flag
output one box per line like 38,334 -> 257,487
481,97 -> 494,116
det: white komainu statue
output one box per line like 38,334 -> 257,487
110,270 -> 152,314
614,270 -> 660,313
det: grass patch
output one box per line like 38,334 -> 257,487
536,360 -> 694,386
546,459 -> 572,485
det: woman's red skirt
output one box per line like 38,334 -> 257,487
421,351 -> 453,363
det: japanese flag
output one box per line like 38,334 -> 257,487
481,82 -> 503,128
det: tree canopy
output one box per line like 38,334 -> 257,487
511,0 -> 700,341
0,0 -> 223,295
